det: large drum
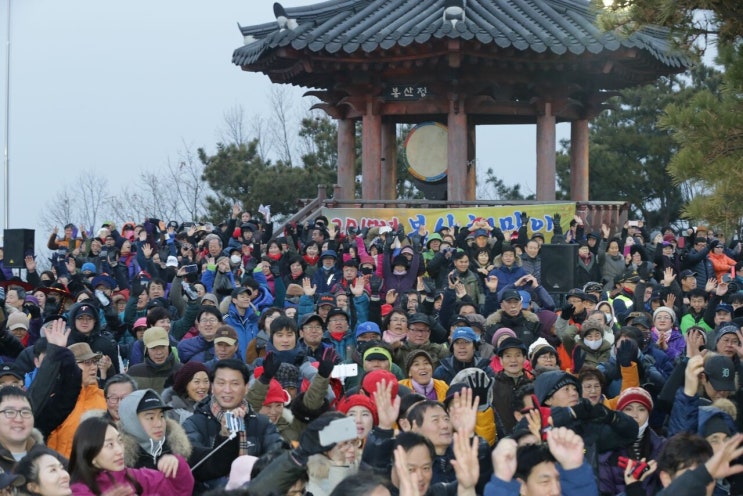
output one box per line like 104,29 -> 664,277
403,122 -> 448,183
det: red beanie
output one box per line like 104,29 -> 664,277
263,379 -> 290,406
336,394 -> 378,426
361,370 -> 399,398
616,387 -> 653,413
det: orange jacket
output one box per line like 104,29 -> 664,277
47,384 -> 106,459
398,379 -> 449,402
709,251 -> 737,282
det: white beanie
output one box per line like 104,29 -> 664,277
653,306 -> 676,324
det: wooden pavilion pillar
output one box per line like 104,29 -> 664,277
336,118 -> 356,200
466,122 -> 476,201
380,122 -> 397,200
570,119 -> 589,201
536,101 -> 556,201
447,97 -> 467,202
361,98 -> 382,200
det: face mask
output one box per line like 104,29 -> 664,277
393,269 -> 407,275
361,267 -> 373,275
585,339 -> 603,351
230,255 -> 241,264
604,313 -> 613,325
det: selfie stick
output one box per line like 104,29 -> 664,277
190,430 -> 237,472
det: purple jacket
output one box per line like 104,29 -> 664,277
654,327 -> 685,362
70,454 -> 194,495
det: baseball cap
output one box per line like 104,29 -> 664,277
0,363 -> 23,380
518,290 -> 531,309
136,389 -> 172,413
716,303 -> 734,314
214,327 -> 238,345
143,327 -> 170,349
133,317 -> 148,330
450,327 -> 478,344
317,294 -> 336,308
620,269 -> 641,283
500,289 -> 522,303
300,313 -> 324,328
407,313 -> 431,326
355,321 -> 381,338
7,313 -> 28,331
704,355 -> 736,391
320,250 -> 337,259
566,288 -> 587,300
363,346 -> 392,362
166,256 -> 179,267
75,304 -> 97,319
326,307 -> 349,322
679,269 -> 696,279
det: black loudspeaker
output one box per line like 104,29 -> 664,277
3,229 -> 35,268
540,244 -> 578,293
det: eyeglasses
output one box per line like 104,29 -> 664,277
409,327 -> 430,333
654,315 -> 673,321
303,325 -> 323,331
106,395 -> 128,404
200,318 -> 219,324
78,358 -> 100,366
328,317 -> 347,324
0,408 -> 33,419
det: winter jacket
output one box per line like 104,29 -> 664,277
119,417 -> 192,470
488,255 -> 526,292
668,388 -> 736,437
392,340 -> 450,371
177,335 -> 215,364
398,378 -> 449,401
575,252 -> 601,288
484,309 -> 542,348
571,338 -> 612,373
492,370 -> 534,438
183,397 -> 283,488
162,387 -> 200,424
0,429 -> 42,473
433,355 -> 494,383
126,354 -> 182,394
682,246 -> 713,290
598,239 -> 627,289
598,429 -> 665,496
484,463 -> 597,496
47,383 -> 107,459
223,289 -> 274,359
70,454 -> 194,495
67,302 -> 121,375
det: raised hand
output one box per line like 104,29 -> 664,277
546,427 -> 584,470
705,278 -> 717,293
141,243 -> 153,259
373,379 -> 401,430
685,328 -> 706,358
491,438 -> 518,482
663,292 -> 676,309
601,223 -> 610,239
395,445 -> 422,496
450,431 -> 479,494
485,275 -> 498,292
24,256 -> 36,273
385,289 -> 398,305
662,267 -> 675,287
302,277 -> 316,297
704,434 -> 743,480
449,387 -> 477,437
46,319 -> 71,347
684,355 -> 704,397
65,257 -> 77,274
454,281 -> 467,299
350,277 -> 365,297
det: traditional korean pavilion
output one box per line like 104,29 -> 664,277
233,0 -> 689,202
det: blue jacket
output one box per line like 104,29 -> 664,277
311,266 -> 343,295
668,388 -> 736,437
484,462 -> 597,496
177,335 -> 215,364
223,287 -> 275,360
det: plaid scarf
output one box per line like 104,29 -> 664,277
210,396 -> 250,456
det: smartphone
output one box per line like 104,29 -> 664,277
183,264 -> 198,274
318,417 -> 357,446
331,363 -> 358,379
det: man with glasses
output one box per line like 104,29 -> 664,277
393,313 -> 450,371
298,313 -> 331,362
0,386 -> 37,473
178,307 -> 223,364
102,374 -> 137,422
47,341 -> 107,458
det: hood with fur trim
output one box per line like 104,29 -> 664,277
119,417 -> 191,468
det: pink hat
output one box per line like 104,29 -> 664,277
133,317 -> 148,329
491,327 -> 517,347
226,455 -> 258,490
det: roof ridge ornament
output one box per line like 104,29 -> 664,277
443,0 -> 466,29
273,2 -> 298,31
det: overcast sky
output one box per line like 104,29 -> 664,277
0,0 -> 567,246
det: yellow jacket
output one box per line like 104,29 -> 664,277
398,379 -> 449,402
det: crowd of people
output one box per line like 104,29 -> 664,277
0,206 -> 741,495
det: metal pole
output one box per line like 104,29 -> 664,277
3,0 -> 11,229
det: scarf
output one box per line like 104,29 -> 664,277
410,379 -> 437,400
210,396 -> 251,456
382,329 -> 407,344
303,254 -> 319,266
267,253 -> 282,261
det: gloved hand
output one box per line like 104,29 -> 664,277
317,348 -> 338,378
553,213 -> 563,236
23,303 -> 41,320
570,398 -> 593,420
616,339 -> 638,368
561,303 -> 574,320
259,353 -> 281,384
520,211 -> 529,225
590,403 -> 617,424
370,277 -> 383,294
292,413 -> 345,465
466,373 -> 493,410
710,239 -> 720,250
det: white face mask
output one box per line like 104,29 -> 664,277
604,313 -> 613,325
230,255 -> 241,264
585,338 -> 603,351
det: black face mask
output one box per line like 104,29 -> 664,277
361,267 -> 373,275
